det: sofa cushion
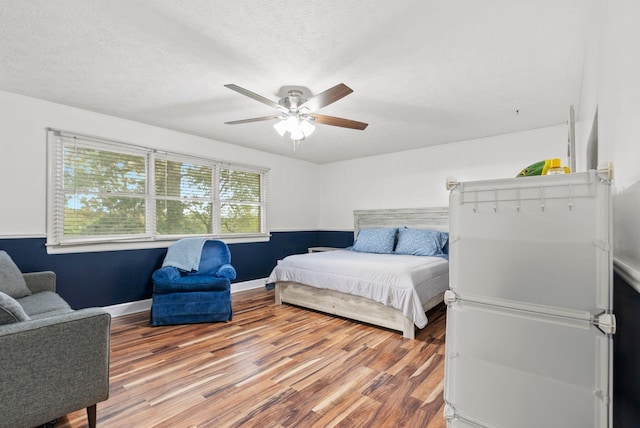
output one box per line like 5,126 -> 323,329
0,251 -> 31,298
17,291 -> 72,318
29,308 -> 75,320
153,275 -> 231,293
0,291 -> 31,325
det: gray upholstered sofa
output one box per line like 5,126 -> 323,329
0,251 -> 111,428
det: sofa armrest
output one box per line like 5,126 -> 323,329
0,308 -> 111,427
216,263 -> 237,280
152,266 -> 181,282
22,271 -> 56,294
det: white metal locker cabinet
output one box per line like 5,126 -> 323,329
444,170 -> 614,428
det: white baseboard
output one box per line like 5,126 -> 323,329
105,298 -> 153,318
614,257 -> 640,294
103,277 -> 268,318
231,278 -> 269,293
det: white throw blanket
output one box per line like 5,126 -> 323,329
162,237 -> 207,271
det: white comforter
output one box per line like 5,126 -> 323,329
267,250 -> 449,328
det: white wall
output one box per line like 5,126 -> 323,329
318,125 -> 568,230
0,90 -> 320,237
576,0 -> 640,289
573,0 -> 601,172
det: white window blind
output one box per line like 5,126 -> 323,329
155,155 -> 214,236
220,167 -> 264,235
47,129 -> 269,248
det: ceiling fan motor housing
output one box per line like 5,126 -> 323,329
279,90 -> 307,111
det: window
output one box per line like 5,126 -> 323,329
154,156 -> 214,236
219,168 -> 264,234
47,129 -> 269,248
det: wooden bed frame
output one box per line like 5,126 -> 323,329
274,207 -> 449,339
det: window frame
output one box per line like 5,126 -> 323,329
218,164 -> 269,237
47,129 -> 270,253
153,152 -> 217,238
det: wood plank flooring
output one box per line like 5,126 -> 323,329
55,288 -> 447,428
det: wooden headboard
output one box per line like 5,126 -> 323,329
353,207 -> 449,238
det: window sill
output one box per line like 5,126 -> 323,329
46,234 -> 271,254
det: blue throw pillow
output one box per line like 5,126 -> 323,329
394,228 -> 448,256
352,228 -> 397,254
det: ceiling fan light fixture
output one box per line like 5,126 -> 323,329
273,120 -> 288,136
290,127 -> 305,141
274,116 -> 316,141
300,120 -> 315,137
284,116 -> 299,133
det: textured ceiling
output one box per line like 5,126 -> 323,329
0,0 -> 592,164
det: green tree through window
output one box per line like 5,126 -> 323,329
49,130 -> 268,246
220,169 -> 262,234
155,158 -> 213,235
63,146 -> 146,236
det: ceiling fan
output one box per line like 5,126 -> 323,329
224,83 -> 368,144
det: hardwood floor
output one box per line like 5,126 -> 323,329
56,288 -> 447,428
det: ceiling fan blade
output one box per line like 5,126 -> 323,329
224,115 -> 281,125
225,84 -> 286,112
298,83 -> 353,112
308,114 -> 368,130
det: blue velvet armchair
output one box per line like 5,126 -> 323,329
150,239 -> 236,326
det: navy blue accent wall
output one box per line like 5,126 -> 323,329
0,230 -> 353,309
318,230 -> 354,248
0,238 -> 166,309
229,231 -> 320,282
613,273 -> 640,428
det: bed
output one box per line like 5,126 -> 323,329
268,207 -> 449,339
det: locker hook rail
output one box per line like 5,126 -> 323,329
455,171 -> 605,211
